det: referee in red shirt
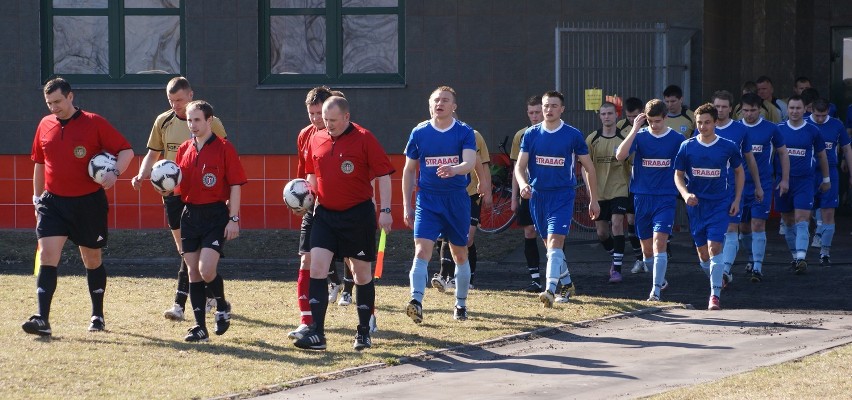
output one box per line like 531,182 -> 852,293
293,96 -> 395,351
23,77 -> 134,336
175,100 -> 247,342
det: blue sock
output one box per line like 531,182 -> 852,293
699,259 -> 711,277
820,223 -> 835,256
722,232 -> 739,275
784,223 -> 797,258
454,260 -> 471,307
644,257 -> 653,271
546,249 -> 566,292
409,258 -> 429,303
795,221 -> 809,260
709,254 -> 724,297
752,231 -> 767,273
652,253 -> 668,297
740,233 -> 753,263
560,259 -> 572,286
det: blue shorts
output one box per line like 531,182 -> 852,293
529,188 -> 574,236
414,190 -> 471,246
775,175 -> 815,213
742,181 -> 772,221
633,194 -> 676,240
687,199 -> 729,246
727,195 -> 744,224
813,168 -> 839,209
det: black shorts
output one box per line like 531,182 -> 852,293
310,200 -> 377,262
180,202 -> 229,255
299,212 -> 313,254
595,197 -> 630,222
469,194 -> 482,226
36,188 -> 109,249
626,192 -> 636,214
517,197 -> 534,226
163,194 -> 185,230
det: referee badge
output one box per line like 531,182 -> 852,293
341,160 -> 354,174
73,146 -> 86,158
202,173 -> 217,187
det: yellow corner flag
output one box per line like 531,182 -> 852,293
34,244 -> 41,276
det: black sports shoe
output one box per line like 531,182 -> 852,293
294,327 -> 326,350
745,262 -> 753,274
793,259 -> 807,275
524,281 -> 542,293
406,299 -> 423,324
353,325 -> 372,351
88,316 -> 105,332
750,271 -> 763,283
820,255 -> 831,267
453,306 -> 468,321
214,301 -> 231,336
184,325 -> 209,342
22,315 -> 51,337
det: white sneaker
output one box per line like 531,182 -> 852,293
287,323 -> 311,340
811,236 -> 821,248
163,304 -> 184,321
445,277 -> 456,291
631,259 -> 648,274
647,294 -> 660,302
430,273 -> 447,293
328,282 -> 343,302
338,292 -> 352,306
205,297 -> 216,313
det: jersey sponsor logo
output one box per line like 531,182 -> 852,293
167,143 -> 180,153
535,155 -> 566,166
424,156 -> 459,167
691,167 -> 721,178
825,142 -> 834,150
202,172 -> 217,187
787,148 -> 806,157
73,146 -> 86,158
642,158 -> 671,168
341,160 -> 354,174
752,144 -> 763,153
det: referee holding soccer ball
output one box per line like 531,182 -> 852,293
23,77 -> 134,337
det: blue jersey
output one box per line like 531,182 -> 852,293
742,117 -> 784,187
674,135 -> 743,200
520,121 -> 588,190
627,127 -> 684,196
405,119 -> 476,194
715,119 -> 751,189
808,115 -> 850,167
776,121 -> 825,177
846,104 -> 852,131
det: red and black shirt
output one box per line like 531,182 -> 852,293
175,135 -> 247,205
296,124 -> 320,179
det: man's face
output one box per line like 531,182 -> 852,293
712,98 -> 732,122
756,82 -> 773,101
696,113 -> 716,136
647,115 -> 666,134
599,105 -> 616,127
663,95 -> 682,114
186,108 -> 211,137
625,109 -> 640,123
44,90 -> 75,120
527,104 -> 543,125
794,81 -> 812,95
740,103 -> 761,124
307,103 -> 324,130
812,109 -> 829,124
542,95 -> 564,123
787,99 -> 804,122
168,88 -> 193,118
429,90 -> 456,119
322,104 -> 350,137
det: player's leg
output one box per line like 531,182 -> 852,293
434,238 -> 454,289
648,196 -> 675,300
444,192 -> 472,319
790,178 -> 816,273
686,203 -> 711,278
408,192 -> 442,322
289,213 -> 314,340
198,246 -> 231,336
609,198 -> 628,283
631,194 -> 653,274
70,189 -> 110,332
349,258 -> 375,350
466,194 -> 482,288
182,249 -> 209,341
163,195 -> 191,320
750,218 -> 767,281
626,193 -> 643,267
819,207 -> 836,266
293,246 -> 333,350
22,232 -> 67,336
517,198 -> 542,291
595,199 -> 615,254
79,246 -> 107,331
537,190 -> 575,306
339,260 -> 355,305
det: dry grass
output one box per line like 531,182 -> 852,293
1,274 -> 655,400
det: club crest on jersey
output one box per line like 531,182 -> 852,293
73,146 -> 86,158
787,148 -> 806,157
425,156 -> 459,167
692,167 -> 721,178
642,158 -> 671,168
535,155 -> 566,166
680,125 -> 688,133
752,144 -> 763,153
202,173 -> 217,187
341,160 -> 354,174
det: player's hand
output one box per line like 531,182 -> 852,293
224,220 -> 239,240
729,201 -> 740,217
842,160 -> 849,173
819,181 -> 831,193
436,164 -> 456,178
754,186 -> 764,204
633,113 -> 647,128
510,196 -> 518,212
481,190 -> 493,208
776,179 -> 789,196
131,174 -> 143,191
684,193 -> 698,206
291,207 -> 308,216
403,207 -> 414,228
100,171 -> 118,190
378,212 -> 393,233
519,184 -> 532,199
588,200 -> 600,220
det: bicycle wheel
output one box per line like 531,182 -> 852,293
572,181 -> 596,232
478,186 -> 516,234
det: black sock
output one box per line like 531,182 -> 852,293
327,261 -> 341,285
439,240 -> 453,279
204,272 -> 217,299
355,280 -> 375,328
309,278 -> 329,335
601,236 -> 614,252
86,265 -> 107,318
189,281 -> 207,328
468,243 -> 477,284
175,258 -> 189,308
36,265 -> 58,321
524,238 -> 540,280
343,266 -> 355,293
628,224 -> 641,256
206,274 -> 226,310
612,235 -> 625,273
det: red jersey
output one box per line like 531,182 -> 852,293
175,135 -> 247,205
296,124 -> 320,179
306,122 -> 395,211
31,109 -> 132,197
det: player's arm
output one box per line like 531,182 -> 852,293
224,184 -> 241,240
816,149 -> 831,193
131,149 -> 161,190
33,163 -> 45,199
775,145 -> 790,196
510,132 -> 522,210
376,174 -> 393,232
743,152 -> 763,202
842,144 -> 852,186
401,157 -> 418,228
577,154 -> 600,219
674,170 -> 697,206
473,155 -> 492,207
438,148 -> 476,177
100,148 -> 134,190
731,165 -> 744,216
615,113 -> 646,161
514,151 -> 531,199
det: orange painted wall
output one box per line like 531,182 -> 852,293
0,154 -> 409,230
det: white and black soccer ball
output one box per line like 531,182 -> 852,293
88,151 -> 117,184
283,178 -> 315,212
150,159 -> 183,192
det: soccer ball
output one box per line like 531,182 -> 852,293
283,178 -> 315,212
150,159 -> 182,192
88,151 -> 116,184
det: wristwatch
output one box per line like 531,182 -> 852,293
229,215 -> 240,222
379,207 -> 391,214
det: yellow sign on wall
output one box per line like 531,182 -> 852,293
585,88 -> 602,111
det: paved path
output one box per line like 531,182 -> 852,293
256,308 -> 852,399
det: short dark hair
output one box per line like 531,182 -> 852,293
542,90 -> 564,105
663,85 -> 683,98
43,77 -> 72,96
711,90 -> 734,105
527,95 -> 542,107
186,100 -> 214,119
741,81 -> 757,94
787,95 -> 804,105
624,97 -> 643,113
755,76 -> 773,85
694,103 -> 718,121
795,76 -> 811,85
812,98 -> 830,113
166,77 -> 192,94
432,85 -> 457,102
323,96 -> 350,114
800,88 -> 820,105
644,99 -> 667,117
740,93 -> 763,108
600,101 -> 616,111
305,86 -> 333,106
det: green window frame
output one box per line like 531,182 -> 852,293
40,0 -> 186,85
259,0 -> 405,86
